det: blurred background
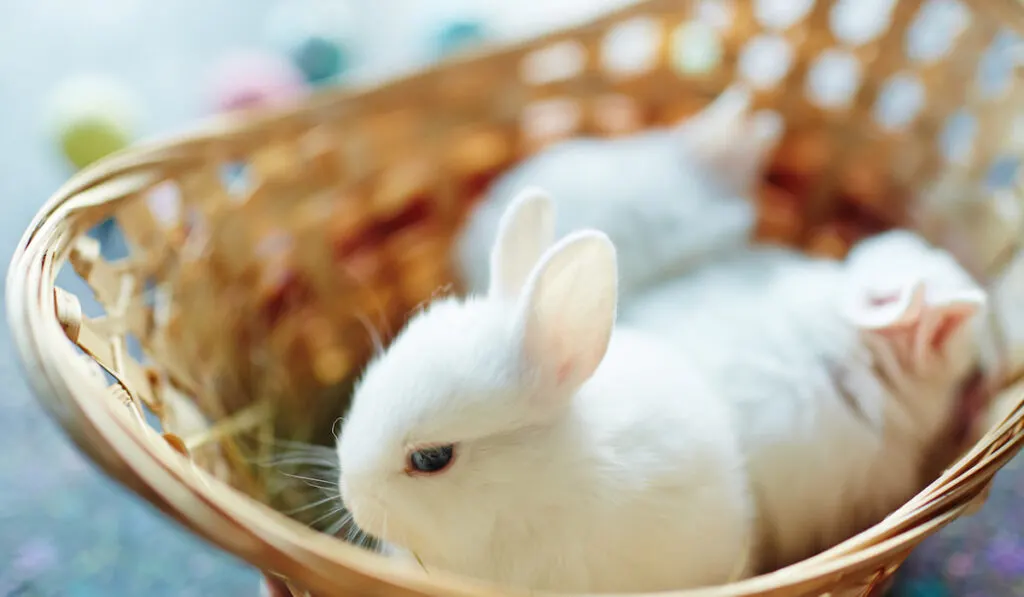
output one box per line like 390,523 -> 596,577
0,0 -> 1021,595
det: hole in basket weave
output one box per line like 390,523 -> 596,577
521,98 -> 581,147
601,16 -> 660,77
975,29 -> 1020,100
806,48 -> 862,110
738,34 -> 793,90
141,276 -> 159,308
754,0 -> 815,31
905,0 -> 970,64
829,0 -> 897,46
986,155 -> 1021,191
670,20 -> 723,75
55,270 -> 104,320
145,181 -> 181,228
520,41 -> 587,86
939,109 -> 977,164
88,218 -> 131,262
695,0 -> 735,31
125,331 -> 145,363
221,161 -> 253,199
873,72 -> 926,132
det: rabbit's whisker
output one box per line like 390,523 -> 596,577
281,472 -> 338,491
285,494 -> 339,516
308,506 -> 346,528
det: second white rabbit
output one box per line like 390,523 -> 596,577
621,233 -> 987,571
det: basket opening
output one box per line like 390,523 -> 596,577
986,155 -> 1021,190
221,161 -> 255,199
54,101 -> 1024,574
86,217 -> 131,261
85,110 -> 1020,569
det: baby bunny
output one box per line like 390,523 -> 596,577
338,188 -> 756,593
621,231 -> 987,572
455,84 -> 783,301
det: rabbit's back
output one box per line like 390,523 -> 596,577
560,327 -> 756,590
621,250 -> 925,570
455,134 -> 755,298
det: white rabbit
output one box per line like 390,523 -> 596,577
338,188 -> 756,593
454,84 -> 783,301
620,231 -> 987,572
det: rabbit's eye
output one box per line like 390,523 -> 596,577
408,444 -> 455,474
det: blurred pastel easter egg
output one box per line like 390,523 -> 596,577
48,73 -> 140,170
264,0 -> 355,84
434,18 -> 488,59
207,49 -> 310,114
293,35 -> 352,84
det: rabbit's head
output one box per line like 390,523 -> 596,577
842,230 -> 988,444
337,188 -> 619,560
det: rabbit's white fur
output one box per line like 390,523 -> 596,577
338,189 -> 755,593
621,231 -> 986,571
455,84 -> 783,301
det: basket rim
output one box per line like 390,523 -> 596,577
8,0 -> 1024,594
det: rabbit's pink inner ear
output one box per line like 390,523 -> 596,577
923,299 -> 984,353
854,285 -> 984,374
518,232 -> 618,390
846,281 -> 925,333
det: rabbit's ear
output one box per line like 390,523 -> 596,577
675,84 -> 783,194
516,230 -> 618,390
489,187 -> 556,300
846,278 -> 986,376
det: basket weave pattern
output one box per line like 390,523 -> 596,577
8,1 -> 1024,596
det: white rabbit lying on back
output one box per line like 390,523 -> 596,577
338,188 -> 755,593
455,84 -> 783,301
620,232 -> 987,572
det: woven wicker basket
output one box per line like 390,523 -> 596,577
9,0 -> 1024,595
